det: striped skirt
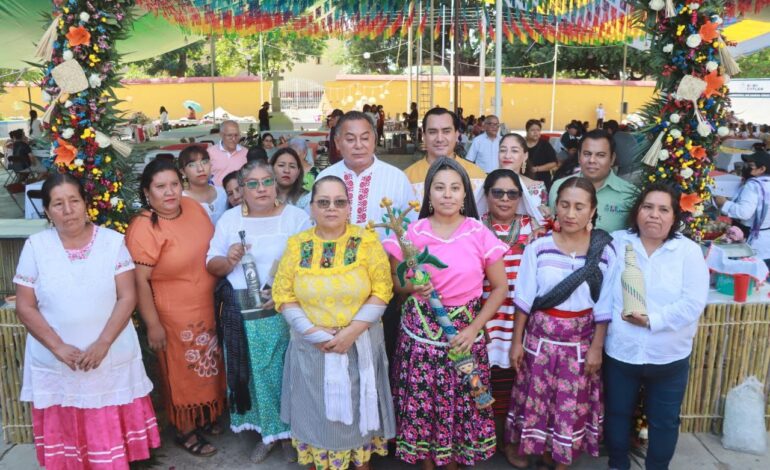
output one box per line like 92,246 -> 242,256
32,396 -> 160,469
280,321 -> 395,470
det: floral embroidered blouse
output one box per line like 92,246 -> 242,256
273,224 -> 394,328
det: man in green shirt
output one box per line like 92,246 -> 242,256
549,129 -> 637,232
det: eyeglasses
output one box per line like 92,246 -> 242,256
185,159 -> 211,170
490,189 -> 521,200
223,133 -> 240,138
313,198 -> 349,209
243,178 -> 275,189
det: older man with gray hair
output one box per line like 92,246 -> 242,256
287,137 -> 313,167
208,120 -> 248,186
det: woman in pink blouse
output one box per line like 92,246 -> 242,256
384,157 -> 509,470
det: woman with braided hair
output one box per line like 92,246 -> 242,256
505,176 -> 619,470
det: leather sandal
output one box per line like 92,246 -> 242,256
175,430 -> 217,457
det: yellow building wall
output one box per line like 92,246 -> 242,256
325,75 -> 657,130
1,76 -> 656,130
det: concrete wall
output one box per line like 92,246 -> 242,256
0,75 -> 656,130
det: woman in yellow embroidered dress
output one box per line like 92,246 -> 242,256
273,175 -> 395,470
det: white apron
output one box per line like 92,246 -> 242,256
20,228 -> 152,409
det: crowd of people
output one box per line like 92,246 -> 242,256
12,105 -> 770,470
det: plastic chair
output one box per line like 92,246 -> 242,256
26,189 -> 44,219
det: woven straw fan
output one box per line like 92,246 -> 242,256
42,60 -> 89,123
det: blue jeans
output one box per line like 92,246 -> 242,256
604,354 -> 690,470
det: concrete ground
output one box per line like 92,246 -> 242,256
1,426 -> 769,469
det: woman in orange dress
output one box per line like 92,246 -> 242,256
126,158 -> 226,457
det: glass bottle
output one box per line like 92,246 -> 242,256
239,230 -> 263,309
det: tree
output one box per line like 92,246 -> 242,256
736,48 -> 770,78
124,32 -> 326,81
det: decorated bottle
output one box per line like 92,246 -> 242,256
239,230 -> 263,309
621,244 -> 647,317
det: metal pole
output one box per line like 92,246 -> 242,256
479,11 -> 485,117
620,5 -> 630,121
453,0 -> 460,112
448,0 -> 455,109
430,0 -> 435,108
417,0 -> 423,113
494,0 -> 503,117
549,20 -> 559,132
259,34 -> 264,107
210,32 -> 217,123
441,5 -> 446,70
407,18 -> 413,111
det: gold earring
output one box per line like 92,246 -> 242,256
586,222 -> 593,232
182,177 -> 189,190
241,204 -> 249,216
274,199 -> 281,207
428,201 -> 434,213
460,204 -> 465,215
521,160 -> 527,174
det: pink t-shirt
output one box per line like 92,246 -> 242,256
383,217 -> 508,306
208,142 -> 247,187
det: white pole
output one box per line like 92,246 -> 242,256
210,32 -> 216,122
441,5 -> 446,69
549,19 -> 559,132
407,19 -> 413,111
494,0 -> 503,117
449,0 -> 455,110
479,11 -> 485,117
259,34 -> 264,106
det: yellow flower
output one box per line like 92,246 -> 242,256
105,156 -> 111,163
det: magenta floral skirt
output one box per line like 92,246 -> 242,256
505,310 -> 602,465
391,296 -> 496,466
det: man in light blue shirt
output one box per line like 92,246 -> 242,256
550,129 -> 637,232
465,114 -> 500,173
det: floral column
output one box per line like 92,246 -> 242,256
39,0 -> 135,232
637,0 -> 737,240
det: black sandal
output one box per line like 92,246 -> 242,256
200,421 -> 223,436
175,430 -> 217,457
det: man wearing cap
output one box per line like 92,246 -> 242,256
326,108 -> 344,165
715,150 -> 770,268
465,114 -> 501,173
403,107 -> 487,204
258,101 -> 271,131
209,120 -> 248,187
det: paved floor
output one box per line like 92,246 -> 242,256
1,426 -> 768,469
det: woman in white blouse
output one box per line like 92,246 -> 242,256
14,174 -> 159,468
604,183 -> 709,470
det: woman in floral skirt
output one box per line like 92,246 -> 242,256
384,157 -> 509,470
505,176 -> 618,470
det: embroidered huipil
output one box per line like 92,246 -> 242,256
273,225 -> 394,327
315,157 -> 415,240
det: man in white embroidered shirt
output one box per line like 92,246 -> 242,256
208,120 -> 247,187
315,111 -> 415,240
465,114 -> 501,173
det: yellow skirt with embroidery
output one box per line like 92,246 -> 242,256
293,436 -> 388,469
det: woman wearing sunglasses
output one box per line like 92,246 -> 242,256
206,160 -> 310,463
178,146 -> 228,224
273,175 -> 396,470
480,169 -> 543,460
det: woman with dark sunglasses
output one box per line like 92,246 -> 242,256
480,169 -> 544,463
206,160 -> 310,463
273,175 -> 396,470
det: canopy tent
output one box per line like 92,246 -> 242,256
723,8 -> 770,57
0,0 -> 203,70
